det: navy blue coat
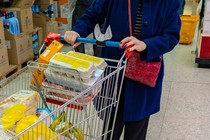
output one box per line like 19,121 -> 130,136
72,0 -> 181,122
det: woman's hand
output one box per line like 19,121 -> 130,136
119,36 -> 147,52
64,31 -> 81,49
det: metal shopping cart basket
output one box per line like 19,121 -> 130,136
0,35 -> 127,140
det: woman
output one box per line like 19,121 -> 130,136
72,0 -> 101,56
72,0 -> 94,54
64,0 -> 181,139
179,0 -> 185,15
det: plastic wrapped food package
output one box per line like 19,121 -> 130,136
15,115 -> 60,140
36,108 -> 54,127
1,103 -> 27,130
44,67 -> 104,92
67,51 -> 107,70
42,81 -> 101,105
49,53 -> 96,82
0,90 -> 40,119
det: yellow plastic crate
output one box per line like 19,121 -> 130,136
179,15 -> 199,44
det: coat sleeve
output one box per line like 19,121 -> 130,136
142,0 -> 181,62
72,0 -> 110,37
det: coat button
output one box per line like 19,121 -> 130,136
144,21 -> 148,26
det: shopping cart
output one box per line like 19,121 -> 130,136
0,35 -> 127,140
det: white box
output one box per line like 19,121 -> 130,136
204,1 -> 210,20
58,23 -> 70,35
59,0 -> 76,18
203,20 -> 210,35
56,16 -> 72,34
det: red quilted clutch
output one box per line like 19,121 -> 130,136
125,51 -> 161,87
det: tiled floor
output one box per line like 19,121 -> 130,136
146,41 -> 210,140
146,2 -> 210,139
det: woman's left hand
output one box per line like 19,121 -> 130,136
119,36 -> 147,52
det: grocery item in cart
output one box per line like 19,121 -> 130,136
31,40 -> 64,88
36,108 -> 54,127
15,115 -> 60,140
67,51 -> 107,70
49,53 -> 96,82
0,90 -> 40,119
39,40 -> 64,64
49,111 -> 84,139
1,103 -> 27,130
44,67 -> 104,92
42,81 -> 101,105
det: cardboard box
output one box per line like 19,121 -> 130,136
42,21 -> 58,38
4,30 -> 23,40
59,0 -> 76,18
54,0 -> 76,18
33,13 -> 54,27
11,0 -> 34,9
58,23 -> 69,35
6,8 -> 33,33
34,0 -> 53,5
6,34 -> 34,65
0,18 -> 5,45
0,44 -> 9,76
56,17 -> 71,35
54,0 -> 59,18
33,27 -> 44,48
38,4 -> 51,12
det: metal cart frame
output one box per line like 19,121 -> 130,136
0,52 -> 127,140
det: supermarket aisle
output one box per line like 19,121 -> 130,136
146,1 -> 210,139
146,25 -> 210,140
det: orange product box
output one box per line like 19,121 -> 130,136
38,40 -> 64,64
31,40 -> 64,88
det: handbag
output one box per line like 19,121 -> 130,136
124,0 -> 161,87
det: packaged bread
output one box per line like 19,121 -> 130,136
0,90 -> 40,118
49,53 -> 96,82
67,51 -> 107,70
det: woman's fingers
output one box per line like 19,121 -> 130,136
120,36 -> 147,52
120,36 -> 137,47
120,36 -> 132,48
64,31 -> 80,47
73,42 -> 81,49
128,41 -> 147,52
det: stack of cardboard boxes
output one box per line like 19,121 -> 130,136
35,0 -> 54,11
0,0 -> 59,77
2,0 -> 34,66
54,0 -> 76,35
0,18 -> 9,77
33,0 -> 58,38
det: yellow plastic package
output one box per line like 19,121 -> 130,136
0,90 -> 40,119
49,53 -> 96,82
31,40 -> 64,88
67,51 -> 107,70
1,103 -> 27,130
15,115 -> 60,140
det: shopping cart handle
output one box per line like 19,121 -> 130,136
60,36 -> 120,48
